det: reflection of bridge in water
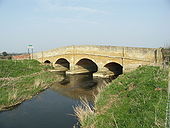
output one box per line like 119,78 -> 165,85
50,73 -> 109,101
33,45 -> 163,77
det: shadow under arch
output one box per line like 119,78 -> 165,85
76,58 -> 98,73
55,58 -> 70,70
104,62 -> 123,76
44,60 -> 51,64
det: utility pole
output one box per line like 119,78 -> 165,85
28,48 -> 30,59
31,47 -> 33,59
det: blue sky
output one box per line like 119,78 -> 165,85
0,0 -> 170,53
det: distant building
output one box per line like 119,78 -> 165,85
12,54 -> 30,60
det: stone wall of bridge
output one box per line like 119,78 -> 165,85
33,45 -> 163,73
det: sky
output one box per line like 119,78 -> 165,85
0,0 -> 170,53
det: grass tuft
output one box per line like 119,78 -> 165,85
74,98 -> 95,124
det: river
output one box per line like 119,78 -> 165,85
0,72 -> 112,128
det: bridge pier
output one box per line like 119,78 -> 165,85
93,66 -> 122,78
66,66 -> 122,78
53,64 -> 69,72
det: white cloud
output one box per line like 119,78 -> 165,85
63,6 -> 107,14
47,17 -> 100,24
35,0 -> 107,14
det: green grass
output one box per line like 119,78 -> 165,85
0,71 -> 58,110
80,66 -> 168,128
0,59 -> 57,111
0,59 -> 52,78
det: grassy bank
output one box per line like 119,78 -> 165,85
0,59 -> 57,111
75,66 -> 168,128
0,59 -> 52,78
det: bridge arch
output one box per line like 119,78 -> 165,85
44,60 -> 51,64
55,58 -> 70,70
75,58 -> 98,73
104,62 -> 123,75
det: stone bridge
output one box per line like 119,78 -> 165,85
33,45 -> 163,77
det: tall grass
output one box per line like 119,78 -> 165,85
74,98 -> 95,124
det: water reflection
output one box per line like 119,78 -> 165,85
51,72 -> 105,101
0,72 -> 115,128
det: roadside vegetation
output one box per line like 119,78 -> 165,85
0,59 -> 57,111
75,66 -> 168,128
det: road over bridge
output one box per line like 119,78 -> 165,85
33,45 -> 163,77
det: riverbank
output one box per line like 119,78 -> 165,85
75,66 -> 169,128
0,60 -> 59,111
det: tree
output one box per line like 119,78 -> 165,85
2,51 -> 8,56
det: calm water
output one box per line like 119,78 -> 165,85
0,73 -> 110,128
